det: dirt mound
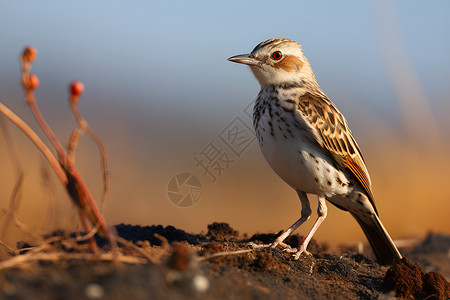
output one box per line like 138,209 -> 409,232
114,223 -> 201,245
384,257 -> 450,299
206,222 -> 239,240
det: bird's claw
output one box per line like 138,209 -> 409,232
292,245 -> 312,260
282,247 -> 298,253
248,241 -> 313,260
247,241 -> 272,249
247,241 -> 293,251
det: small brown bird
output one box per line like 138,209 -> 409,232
228,38 -> 402,265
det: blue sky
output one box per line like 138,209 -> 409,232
1,1 -> 448,121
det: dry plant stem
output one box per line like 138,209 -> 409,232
0,117 -> 25,239
21,65 -> 67,162
0,252 -> 147,271
25,235 -> 64,254
41,161 -> 60,229
153,233 -> 169,247
19,56 -> 111,249
1,174 -> 25,240
79,212 -> 99,254
68,128 -> 84,161
76,222 -> 99,242
197,249 -> 253,262
107,229 -> 120,263
0,240 -> 15,255
1,209 -> 43,242
70,102 -> 110,211
114,236 -> 154,262
65,155 -> 110,238
0,102 -> 109,248
26,93 -> 67,161
22,65 -> 109,242
8,173 -> 24,216
0,103 -> 67,184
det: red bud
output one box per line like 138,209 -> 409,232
70,81 -> 84,96
29,74 -> 39,89
22,46 -> 37,62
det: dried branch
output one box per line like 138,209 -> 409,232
18,47 -> 111,247
0,116 -> 25,236
1,209 -> 43,242
0,103 -> 67,184
0,251 -> 147,271
197,249 -> 253,262
0,240 -> 15,256
68,82 -> 109,212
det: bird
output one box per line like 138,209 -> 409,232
228,38 -> 402,265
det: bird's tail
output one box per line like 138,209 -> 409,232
351,212 -> 402,265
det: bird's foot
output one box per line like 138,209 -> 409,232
247,241 -> 293,251
291,244 -> 312,260
247,241 -> 271,249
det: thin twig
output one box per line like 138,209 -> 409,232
69,102 -> 109,211
26,95 -> 67,161
78,212 -> 99,254
197,249 -> 253,262
21,60 -> 67,161
65,157 -> 110,237
41,160 -> 60,229
75,222 -> 100,242
1,209 -> 43,242
8,173 -> 24,215
1,173 -> 24,240
0,251 -> 147,271
67,128 -> 84,161
0,240 -> 15,255
0,116 -> 25,239
114,236 -> 154,262
1,173 -> 25,240
0,103 -> 67,184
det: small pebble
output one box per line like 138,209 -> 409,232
192,275 -> 209,293
85,283 -> 105,299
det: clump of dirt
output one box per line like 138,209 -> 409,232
205,247 -> 290,273
384,257 -> 450,298
167,243 -> 197,271
206,222 -> 239,240
423,272 -> 450,299
248,232 -> 279,244
384,257 -> 425,297
199,241 -> 224,256
114,223 -> 200,246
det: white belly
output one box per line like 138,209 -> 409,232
256,112 -> 350,198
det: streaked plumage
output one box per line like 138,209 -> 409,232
229,38 -> 401,265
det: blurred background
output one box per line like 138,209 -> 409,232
0,0 -> 449,251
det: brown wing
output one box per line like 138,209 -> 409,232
297,92 -> 377,209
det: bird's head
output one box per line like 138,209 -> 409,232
228,38 -> 315,88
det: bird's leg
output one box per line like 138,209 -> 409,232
272,191 -> 311,249
249,191 -> 311,250
292,196 -> 328,259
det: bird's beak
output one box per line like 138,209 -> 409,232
228,54 -> 261,66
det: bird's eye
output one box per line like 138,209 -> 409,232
271,51 -> 282,60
